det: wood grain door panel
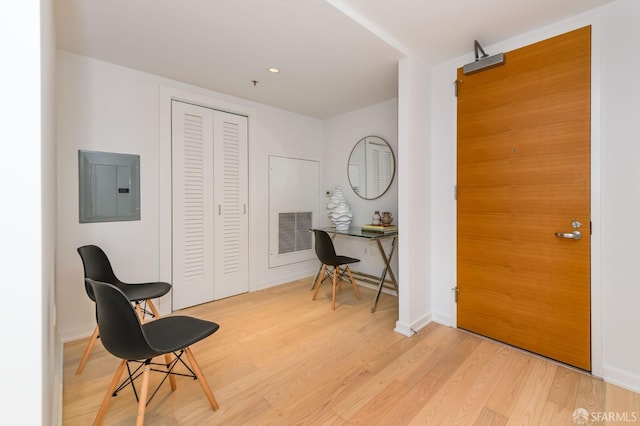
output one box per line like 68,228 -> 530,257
457,26 -> 591,370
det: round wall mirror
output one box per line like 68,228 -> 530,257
347,136 -> 395,200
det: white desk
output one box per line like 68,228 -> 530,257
312,226 -> 398,312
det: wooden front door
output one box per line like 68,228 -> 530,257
456,26 -> 591,370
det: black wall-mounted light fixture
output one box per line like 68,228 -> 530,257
462,40 -> 505,75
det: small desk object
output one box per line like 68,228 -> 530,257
312,226 -> 398,312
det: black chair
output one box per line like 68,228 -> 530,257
76,244 -> 172,375
88,279 -> 220,425
311,230 -> 362,310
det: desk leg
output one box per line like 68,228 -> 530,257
371,236 -> 398,313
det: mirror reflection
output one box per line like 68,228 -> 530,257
347,136 -> 395,200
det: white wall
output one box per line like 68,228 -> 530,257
429,60 -> 457,326
397,57 -> 432,336
0,0 -> 55,422
251,103 -> 325,288
41,0 -> 59,422
599,0 -> 640,392
322,99 -> 399,279
428,0 -> 640,392
56,51 -> 324,339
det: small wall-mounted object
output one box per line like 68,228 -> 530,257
78,150 -> 141,223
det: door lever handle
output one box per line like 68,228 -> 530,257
555,231 -> 582,240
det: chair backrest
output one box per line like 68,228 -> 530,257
313,230 -> 340,266
77,245 -> 122,300
87,279 -> 157,361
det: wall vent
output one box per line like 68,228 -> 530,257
278,212 -> 312,254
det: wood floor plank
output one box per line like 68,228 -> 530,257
61,277 -> 640,425
485,350 -> 534,418
547,367 -> 581,409
261,367 -> 372,425
474,407 -> 508,426
445,344 -> 514,424
367,331 -> 478,425
395,323 -> 467,387
335,328 -> 479,419
604,383 -> 640,424
342,379 -> 411,425
407,340 -> 502,424
575,373 -> 606,425
538,400 -> 574,426
505,357 -> 557,425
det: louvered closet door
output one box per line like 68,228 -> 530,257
213,111 -> 249,299
172,100 -> 215,310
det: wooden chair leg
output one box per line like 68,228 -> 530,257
132,300 -> 176,392
93,359 -> 126,426
163,353 -> 177,391
312,266 -> 326,301
134,363 -> 152,426
144,300 -> 177,391
146,299 -> 161,318
346,266 -> 361,299
185,347 -> 219,410
76,325 -> 100,375
332,266 -> 338,310
135,303 -> 144,322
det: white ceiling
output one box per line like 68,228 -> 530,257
54,0 -> 615,119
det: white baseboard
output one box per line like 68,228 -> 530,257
603,365 -> 640,394
257,269 -> 318,290
411,312 -> 433,333
432,312 -> 453,327
395,312 -> 433,337
52,332 -> 64,426
60,324 -> 95,343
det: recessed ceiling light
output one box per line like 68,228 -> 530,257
268,67 -> 280,73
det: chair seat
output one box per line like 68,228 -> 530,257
143,316 -> 220,355
333,255 -> 360,266
121,281 -> 172,302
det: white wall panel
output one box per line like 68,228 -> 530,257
268,156 -> 319,267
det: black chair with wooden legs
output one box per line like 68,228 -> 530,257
87,279 -> 220,426
311,229 -> 362,310
76,245 -> 172,375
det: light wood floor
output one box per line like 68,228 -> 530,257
63,278 -> 640,425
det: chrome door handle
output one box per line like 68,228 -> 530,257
555,231 -> 582,240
